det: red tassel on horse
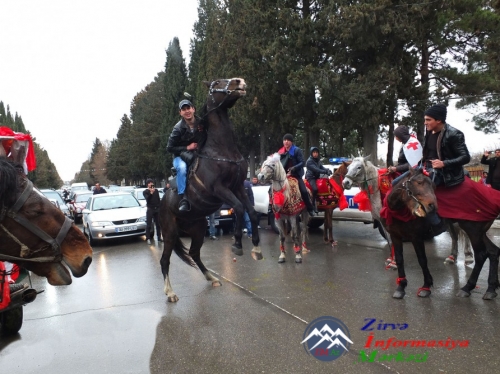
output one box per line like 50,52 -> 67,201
0,262 -> 11,309
354,190 -> 372,211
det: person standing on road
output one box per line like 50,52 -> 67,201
278,133 -> 316,216
481,149 -> 500,191
243,179 -> 255,238
305,146 -> 332,213
93,183 -> 107,195
166,99 -> 207,212
143,179 -> 163,244
208,213 -> 218,240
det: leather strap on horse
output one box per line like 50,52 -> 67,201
0,179 -> 73,263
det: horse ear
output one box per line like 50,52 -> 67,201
363,155 -> 371,162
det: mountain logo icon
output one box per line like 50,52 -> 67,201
302,316 -> 353,362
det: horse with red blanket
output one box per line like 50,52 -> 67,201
304,161 -> 349,246
381,168 -> 500,300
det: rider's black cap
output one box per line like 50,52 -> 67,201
283,134 -> 294,142
179,99 -> 193,110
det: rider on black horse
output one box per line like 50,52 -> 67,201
167,99 -> 207,211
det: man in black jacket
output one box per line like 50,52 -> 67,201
166,99 -> 207,211
421,103 -> 471,235
305,146 -> 332,213
481,149 -> 500,191
422,103 -> 470,187
143,179 -> 162,244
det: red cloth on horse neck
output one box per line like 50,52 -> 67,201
380,194 -> 416,226
435,177 -> 500,221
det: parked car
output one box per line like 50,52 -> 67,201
68,191 -> 94,223
207,203 -> 234,234
39,188 -> 72,220
118,186 -> 135,194
70,182 -> 89,199
81,192 -> 147,245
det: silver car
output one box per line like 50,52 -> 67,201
82,192 -> 147,245
39,189 -> 72,220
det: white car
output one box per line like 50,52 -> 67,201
82,192 -> 147,245
133,188 -> 164,207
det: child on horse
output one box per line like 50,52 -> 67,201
305,146 -> 332,213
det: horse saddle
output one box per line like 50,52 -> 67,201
304,178 -> 347,210
272,176 -> 305,216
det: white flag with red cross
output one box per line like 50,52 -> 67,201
403,134 -> 423,167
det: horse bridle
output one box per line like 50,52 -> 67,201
0,179 -> 73,263
399,173 -> 423,206
261,162 -> 286,191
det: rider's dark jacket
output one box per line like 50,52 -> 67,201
278,144 -> 305,178
305,147 -> 329,180
166,118 -> 207,157
422,122 -> 470,187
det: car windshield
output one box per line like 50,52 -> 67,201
41,191 -> 65,206
75,193 -> 93,203
92,194 -> 140,210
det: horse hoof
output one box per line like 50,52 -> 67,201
444,255 -> 455,265
278,257 -> 285,263
167,295 -> 179,303
302,248 -> 310,254
483,292 -> 497,300
331,241 -> 338,247
385,257 -> 393,265
393,290 -> 405,299
385,261 -> 397,270
212,280 -> 222,287
295,254 -> 302,263
465,257 -> 474,265
417,289 -> 431,298
456,290 -> 471,298
231,246 -> 243,256
251,251 -> 263,261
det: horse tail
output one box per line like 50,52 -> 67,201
172,235 -> 197,268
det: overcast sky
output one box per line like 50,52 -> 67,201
1,1 -> 497,182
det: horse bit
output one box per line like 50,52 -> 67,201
0,179 -> 73,263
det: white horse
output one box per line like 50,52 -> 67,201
258,153 -> 309,263
342,156 -> 473,268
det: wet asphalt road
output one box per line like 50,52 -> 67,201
1,220 -> 500,374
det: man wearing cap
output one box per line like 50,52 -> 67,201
167,99 -> 207,211
278,134 -> 316,216
421,103 -> 471,235
481,149 -> 500,191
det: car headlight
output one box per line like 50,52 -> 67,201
91,221 -> 113,227
220,208 -> 233,216
138,216 -> 147,222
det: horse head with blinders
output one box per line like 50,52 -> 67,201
388,168 -> 437,218
0,157 -> 92,285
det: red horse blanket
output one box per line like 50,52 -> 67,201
272,177 -> 305,218
435,177 -> 500,221
305,178 -> 348,210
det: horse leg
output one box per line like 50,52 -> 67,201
444,221 -> 459,265
299,211 -> 310,254
325,208 -> 337,247
413,239 -> 433,298
461,228 -> 474,265
391,235 -> 407,299
248,208 -> 263,260
456,222 -> 489,297
277,218 -> 287,263
160,230 -> 179,303
482,234 -> 499,300
292,217 -> 302,263
188,220 -> 221,287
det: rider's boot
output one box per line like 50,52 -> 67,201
312,194 -> 318,213
178,194 -> 190,212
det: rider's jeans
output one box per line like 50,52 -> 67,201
173,157 -> 187,194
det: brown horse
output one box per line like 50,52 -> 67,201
383,168 -> 500,300
311,161 -> 350,245
159,78 -> 261,302
0,157 -> 92,285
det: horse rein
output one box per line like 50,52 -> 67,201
399,174 -> 422,206
0,179 -> 73,263
261,162 -> 286,192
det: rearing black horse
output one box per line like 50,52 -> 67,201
159,78 -> 262,302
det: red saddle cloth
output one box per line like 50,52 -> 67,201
304,178 -> 348,210
272,176 -> 305,217
435,177 -> 500,221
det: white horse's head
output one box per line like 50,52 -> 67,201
257,153 -> 284,183
342,156 -> 376,190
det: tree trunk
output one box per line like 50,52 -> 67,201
363,125 -> 378,164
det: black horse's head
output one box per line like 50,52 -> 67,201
204,78 -> 247,110
390,168 -> 437,218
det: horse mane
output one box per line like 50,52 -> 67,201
269,153 -> 291,200
0,157 -> 23,206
